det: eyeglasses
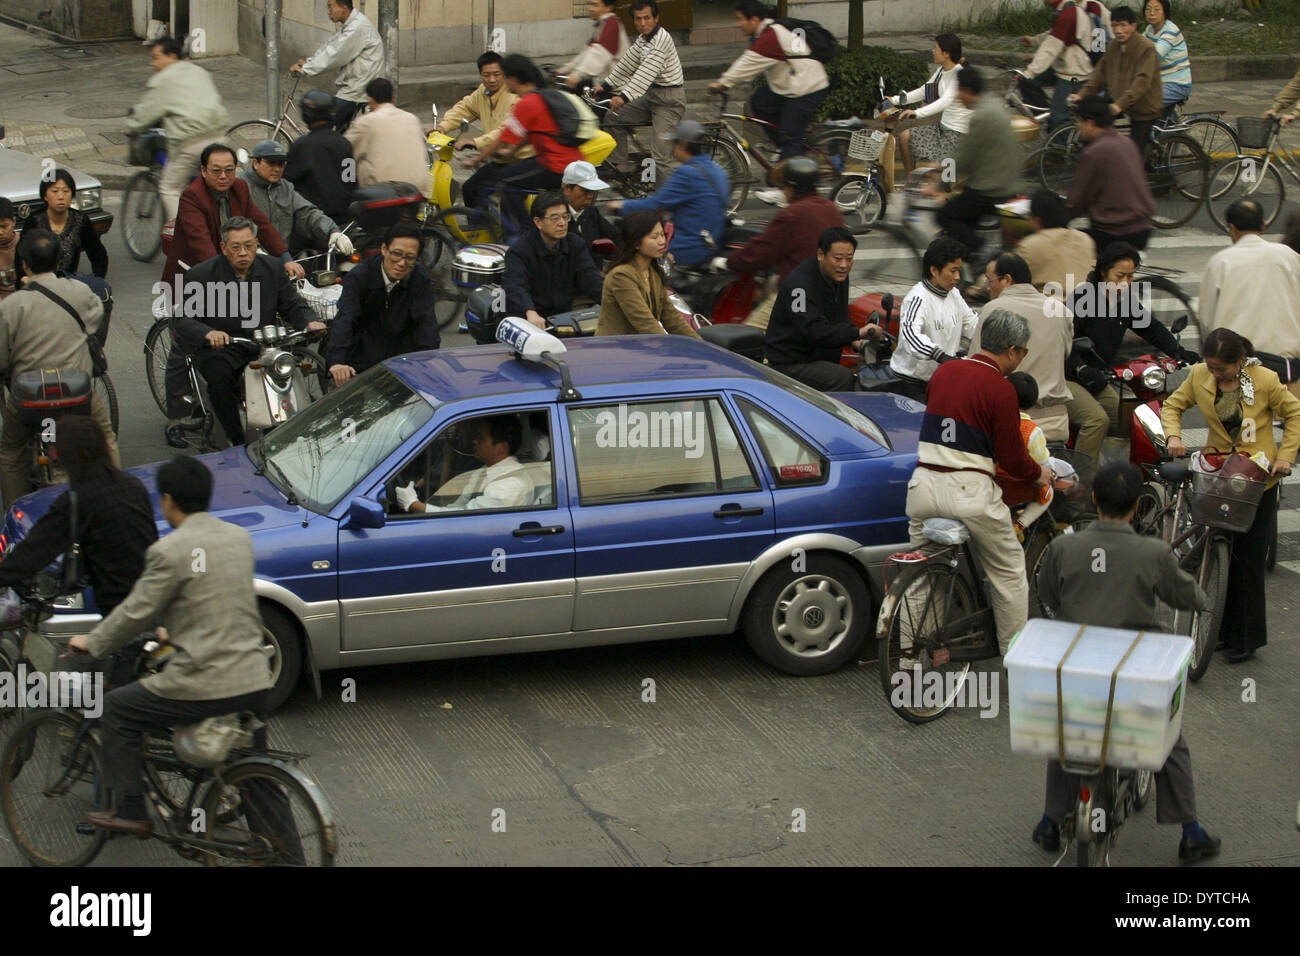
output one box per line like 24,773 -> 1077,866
539,214 -> 569,224
205,166 -> 237,177
224,241 -> 258,253
385,250 -> 419,264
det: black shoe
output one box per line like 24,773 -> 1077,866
1227,649 -> 1255,664
164,425 -> 189,449
1032,819 -> 1060,852
1179,830 -> 1221,862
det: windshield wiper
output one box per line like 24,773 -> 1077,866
262,455 -> 299,506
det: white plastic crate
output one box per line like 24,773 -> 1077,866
1004,619 -> 1193,770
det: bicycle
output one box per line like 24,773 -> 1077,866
1058,757 -> 1153,867
0,579 -> 335,866
121,128 -> 168,262
1205,115 -> 1300,234
1130,451 -> 1265,682
225,74 -> 314,154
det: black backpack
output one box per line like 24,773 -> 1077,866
773,17 -> 836,63
534,89 -> 597,148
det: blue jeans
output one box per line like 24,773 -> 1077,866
1162,82 -> 1192,106
750,85 -> 830,160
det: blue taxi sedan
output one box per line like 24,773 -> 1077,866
3,334 -> 923,709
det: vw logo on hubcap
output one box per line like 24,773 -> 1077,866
803,606 -> 825,628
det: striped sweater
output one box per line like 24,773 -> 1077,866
1144,20 -> 1192,87
889,279 -> 980,382
917,354 -> 1043,482
605,25 -> 684,103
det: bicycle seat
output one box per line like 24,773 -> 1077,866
922,517 -> 970,546
1158,459 -> 1191,485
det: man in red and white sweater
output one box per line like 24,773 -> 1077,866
906,308 -> 1050,654
710,0 -> 829,201
1017,0 -> 1111,131
560,0 -> 628,89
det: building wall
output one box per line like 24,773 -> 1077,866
0,0 -> 132,38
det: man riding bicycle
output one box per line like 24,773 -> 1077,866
1067,5 -> 1162,153
290,0 -> 385,133
905,309 -> 1050,655
1033,461 -> 1221,863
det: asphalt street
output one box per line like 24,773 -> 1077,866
0,179 -> 1289,868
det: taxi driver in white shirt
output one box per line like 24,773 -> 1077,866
396,415 -> 535,513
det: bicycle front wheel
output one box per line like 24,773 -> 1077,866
199,760 -> 334,866
1148,134 -> 1208,229
828,173 -> 885,232
1187,537 -> 1228,682
1,711 -> 108,867
1207,155 -> 1285,234
1179,117 -> 1240,185
122,170 -> 164,262
876,559 -> 978,724
702,135 -> 751,213
225,120 -> 292,161
143,316 -> 172,416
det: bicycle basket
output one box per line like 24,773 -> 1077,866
1235,117 -> 1274,150
127,128 -> 166,167
1187,457 -> 1268,533
295,279 -> 342,323
847,128 -> 887,162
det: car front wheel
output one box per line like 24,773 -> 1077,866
742,554 -> 870,676
260,604 -> 305,712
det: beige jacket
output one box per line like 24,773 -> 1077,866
87,512 -> 273,701
975,283 -> 1073,441
126,60 -> 230,144
0,274 -> 103,381
439,84 -> 533,159
1017,228 -> 1097,300
1201,234 -> 1300,357
596,263 -> 700,338
346,103 -> 432,199
1272,68 -> 1300,114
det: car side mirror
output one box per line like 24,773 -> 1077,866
340,496 -> 386,531
1171,315 -> 1188,334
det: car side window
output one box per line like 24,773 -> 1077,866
568,397 -> 759,504
737,399 -> 828,487
387,409 -> 555,517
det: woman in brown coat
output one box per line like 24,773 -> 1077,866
595,211 -> 700,338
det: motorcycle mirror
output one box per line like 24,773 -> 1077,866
431,103 -> 439,122
1073,336 -> 1095,353
881,292 -> 894,317
1171,315 -> 1188,334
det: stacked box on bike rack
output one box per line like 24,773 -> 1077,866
1004,619 -> 1193,770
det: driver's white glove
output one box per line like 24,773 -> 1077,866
710,257 -> 729,273
328,232 -> 354,256
395,482 -> 419,513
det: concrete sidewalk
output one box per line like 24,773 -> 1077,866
1,20 -> 1295,191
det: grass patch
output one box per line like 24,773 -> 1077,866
942,0 -> 1300,57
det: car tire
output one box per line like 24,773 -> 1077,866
742,554 -> 870,676
260,603 -> 304,712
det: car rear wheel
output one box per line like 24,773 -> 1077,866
742,554 -> 870,676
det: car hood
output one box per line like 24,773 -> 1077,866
832,391 -> 924,458
0,149 -> 100,204
5,448 -> 310,542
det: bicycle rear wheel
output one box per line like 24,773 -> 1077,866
702,135 -> 751,213
1076,768 -> 1117,867
1207,155 -> 1285,234
828,173 -> 885,232
1179,117 -> 1240,186
225,119 -> 292,162
1187,537 -> 1228,682
199,760 -> 334,866
144,316 -> 172,416
1147,134 -> 1208,229
876,559 -> 979,724
122,170 -> 164,262
1,711 -> 107,867
93,373 -> 119,435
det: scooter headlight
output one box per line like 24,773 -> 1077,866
271,351 -> 297,381
1141,366 -> 1166,391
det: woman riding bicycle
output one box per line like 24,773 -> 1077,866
884,33 -> 968,178
1161,328 -> 1300,664
1143,0 -> 1193,110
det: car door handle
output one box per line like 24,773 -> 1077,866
513,524 -> 566,536
714,506 -> 764,518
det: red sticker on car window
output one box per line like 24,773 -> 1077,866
779,463 -> 821,480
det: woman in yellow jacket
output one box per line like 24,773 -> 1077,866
595,211 -> 700,338
1162,328 -> 1300,662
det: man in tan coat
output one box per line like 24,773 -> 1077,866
1016,188 -> 1097,300
71,457 -> 275,837
346,78 -> 432,199
1264,67 -> 1300,126
1070,5 -> 1162,153
975,252 -> 1073,442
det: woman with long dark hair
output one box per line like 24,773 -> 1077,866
596,210 -> 700,337
1161,327 -> 1300,662
0,417 -> 156,619
886,33 -> 968,176
21,169 -> 108,278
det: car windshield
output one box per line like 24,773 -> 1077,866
254,367 -> 436,513
749,363 -> 892,450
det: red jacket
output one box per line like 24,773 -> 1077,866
725,194 -> 842,281
162,176 -> 288,285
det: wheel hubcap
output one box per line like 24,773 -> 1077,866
773,576 -> 851,655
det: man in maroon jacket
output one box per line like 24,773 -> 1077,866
715,156 -> 841,331
161,144 -> 303,285
1064,96 -> 1154,251
905,308 -> 1050,654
